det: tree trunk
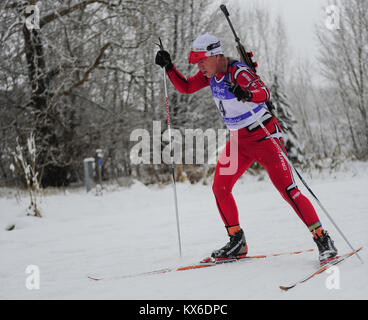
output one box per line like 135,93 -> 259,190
23,20 -> 68,187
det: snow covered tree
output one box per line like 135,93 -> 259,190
1,0 -> 165,186
13,133 -> 42,217
271,75 -> 304,163
317,0 -> 368,159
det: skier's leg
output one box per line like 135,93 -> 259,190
255,119 -> 337,262
210,133 -> 253,259
255,120 -> 322,231
212,134 -> 254,232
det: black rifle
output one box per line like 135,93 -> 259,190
220,4 -> 275,113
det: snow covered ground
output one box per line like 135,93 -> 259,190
1,161 -> 367,300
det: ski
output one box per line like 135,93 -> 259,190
279,247 -> 363,291
88,248 -> 314,281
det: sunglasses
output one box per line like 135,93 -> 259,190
188,41 -> 221,65
188,51 -> 208,65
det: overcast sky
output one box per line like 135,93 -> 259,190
238,0 -> 328,62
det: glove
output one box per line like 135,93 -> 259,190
155,50 -> 173,70
228,83 -> 253,102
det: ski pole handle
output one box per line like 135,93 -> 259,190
158,37 -> 164,51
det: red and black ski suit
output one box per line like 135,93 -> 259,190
166,59 -> 321,232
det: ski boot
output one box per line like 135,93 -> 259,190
211,227 -> 248,262
313,228 -> 338,264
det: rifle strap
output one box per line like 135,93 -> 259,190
226,57 -> 278,119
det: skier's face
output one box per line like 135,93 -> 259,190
198,56 -> 218,78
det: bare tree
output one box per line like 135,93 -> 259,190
0,0 -> 221,187
317,0 -> 368,158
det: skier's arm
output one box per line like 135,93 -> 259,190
230,65 -> 270,103
166,65 -> 210,94
155,50 -> 209,94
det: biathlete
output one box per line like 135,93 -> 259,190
155,33 -> 337,264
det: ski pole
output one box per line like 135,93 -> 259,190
156,37 -> 182,258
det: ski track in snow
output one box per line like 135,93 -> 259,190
0,161 -> 367,300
